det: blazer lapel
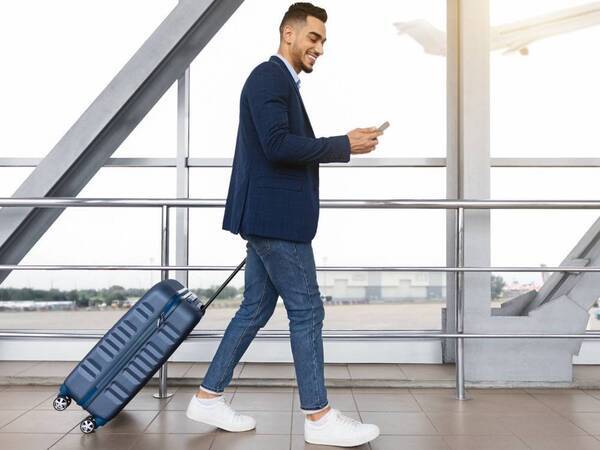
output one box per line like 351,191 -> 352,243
269,56 -> 315,136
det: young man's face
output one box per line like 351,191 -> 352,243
287,16 -> 327,73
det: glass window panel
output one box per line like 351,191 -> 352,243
490,1 -> 600,157
0,168 -> 175,330
189,167 -> 445,199
188,206 -> 446,330
0,168 -> 34,197
187,270 -> 445,332
112,84 -> 177,158
0,0 -> 177,158
492,167 -> 600,329
190,0 -> 446,158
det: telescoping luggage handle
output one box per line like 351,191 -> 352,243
201,258 -> 246,311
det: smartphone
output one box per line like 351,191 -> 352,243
377,121 -> 390,132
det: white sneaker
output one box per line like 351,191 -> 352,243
304,408 -> 380,447
185,394 -> 256,432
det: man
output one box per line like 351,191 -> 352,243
186,3 -> 382,447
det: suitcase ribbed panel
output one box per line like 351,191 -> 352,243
60,279 -> 204,426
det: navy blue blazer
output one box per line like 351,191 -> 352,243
222,56 -> 351,243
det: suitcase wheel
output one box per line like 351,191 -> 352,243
52,395 -> 71,411
80,416 -> 97,434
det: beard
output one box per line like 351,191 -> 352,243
292,46 -> 314,74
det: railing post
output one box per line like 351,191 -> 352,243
154,205 -> 173,399
455,207 -> 467,400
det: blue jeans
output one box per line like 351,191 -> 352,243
201,233 -> 328,413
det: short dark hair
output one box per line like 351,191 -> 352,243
279,2 -> 327,36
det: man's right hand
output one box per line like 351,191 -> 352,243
346,128 -> 382,155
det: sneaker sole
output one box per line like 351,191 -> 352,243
305,429 -> 380,447
185,410 -> 255,432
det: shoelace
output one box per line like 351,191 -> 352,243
215,396 -> 246,423
334,410 -> 361,428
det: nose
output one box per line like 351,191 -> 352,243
315,42 -> 324,56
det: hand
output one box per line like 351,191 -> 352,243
346,127 -> 382,155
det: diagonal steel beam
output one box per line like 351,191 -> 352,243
523,216 -> 600,313
0,0 -> 244,284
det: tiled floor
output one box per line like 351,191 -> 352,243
3,385 -> 600,449
4,361 -> 600,388
3,362 -> 600,449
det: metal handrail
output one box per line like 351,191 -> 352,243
0,264 -> 599,272
4,197 -> 600,208
1,331 -> 600,340
2,197 -> 600,400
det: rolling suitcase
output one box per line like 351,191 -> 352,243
52,260 -> 245,433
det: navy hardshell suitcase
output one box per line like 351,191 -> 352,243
54,259 -> 245,433
53,279 -> 203,433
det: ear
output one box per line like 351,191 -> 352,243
282,23 -> 295,44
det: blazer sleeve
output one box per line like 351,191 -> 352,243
245,66 -> 351,165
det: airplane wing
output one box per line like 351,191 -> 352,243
394,20 -> 447,56
396,2 -> 600,56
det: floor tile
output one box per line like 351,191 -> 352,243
532,393 -> 600,412
129,433 -> 214,450
236,386 -> 293,393
122,388 -> 175,411
17,362 -> 77,378
145,411 -> 215,434
293,391 -> 356,411
360,412 -> 438,435
1,409 -> 85,433
413,392 -> 552,414
51,433 -> 139,450
290,433 -> 370,449
500,413 -> 588,438
162,390 -> 233,411
183,363 -> 243,380
0,409 -> 27,428
347,364 -> 406,380
236,410 -> 292,435
426,412 -> 513,435
324,365 -> 351,380
239,363 -> 296,379
0,362 -> 40,377
443,435 -> 529,450
0,390 -> 57,410
150,362 -> 193,379
2,385 -> 62,391
468,388 -> 528,396
230,392 -> 292,411
562,412 -> 600,434
210,433 -> 290,450
181,363 -> 210,379
399,364 -> 456,381
520,435 -> 600,450
409,388 -> 457,396
370,435 -> 451,450
353,393 -> 421,412
0,432 -> 63,449
530,388 -> 590,395
354,387 -> 410,394
67,410 -> 159,434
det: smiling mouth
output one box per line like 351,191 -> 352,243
307,53 -> 318,63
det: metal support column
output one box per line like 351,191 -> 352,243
175,68 -> 191,287
154,205 -> 173,399
455,207 -> 467,399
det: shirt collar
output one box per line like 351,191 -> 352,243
274,53 -> 301,88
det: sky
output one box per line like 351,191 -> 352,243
1,0 -> 600,292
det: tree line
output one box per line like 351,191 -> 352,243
0,285 -> 243,307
